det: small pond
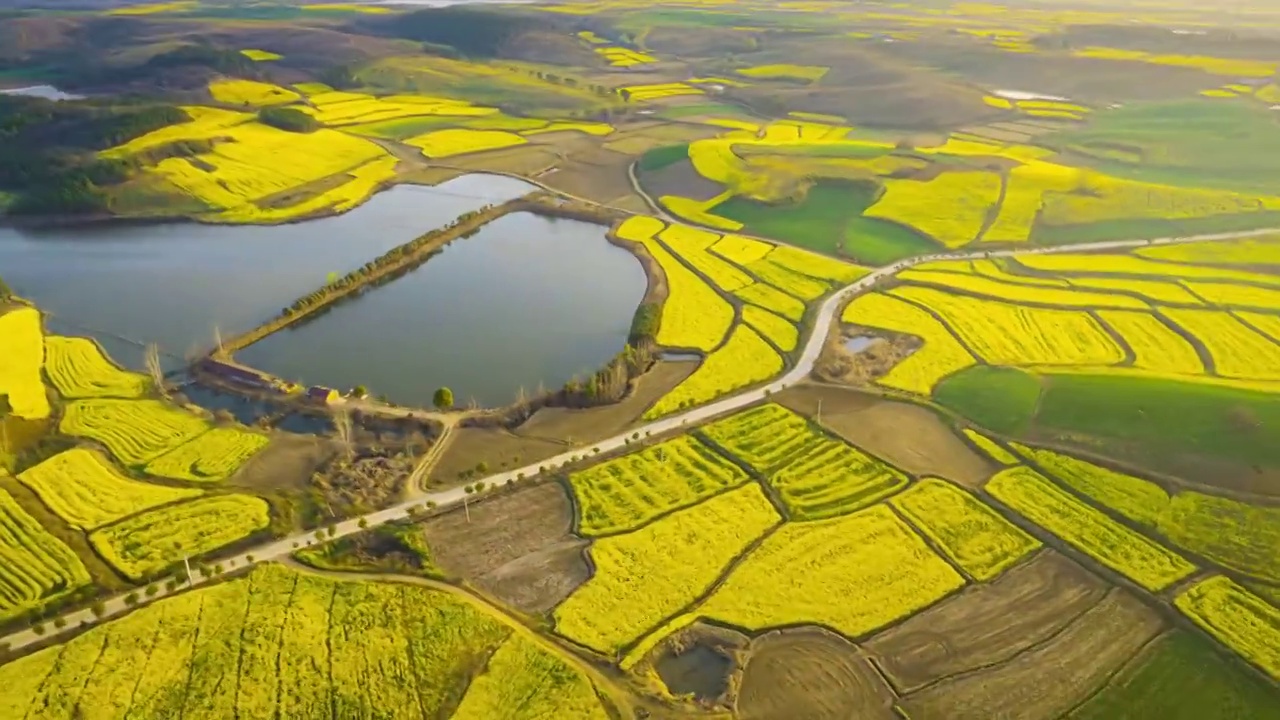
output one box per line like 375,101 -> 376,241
654,644 -> 733,702
843,334 -> 883,354
237,211 -> 648,408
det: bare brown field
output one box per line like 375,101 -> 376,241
227,432 -> 336,492
441,144 -> 560,177
773,383 -> 995,488
738,627 -> 896,720
421,481 -> 587,613
865,551 -> 1109,693
398,166 -> 466,187
515,360 -> 697,445
897,588 -> 1165,720
429,426 -> 565,486
540,158 -> 637,204
607,193 -> 653,213
602,123 -> 722,156
640,158 -> 725,202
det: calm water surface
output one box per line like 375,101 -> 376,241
0,176 -> 646,405
238,211 -> 648,407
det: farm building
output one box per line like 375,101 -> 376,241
306,386 -> 342,404
198,359 -> 274,389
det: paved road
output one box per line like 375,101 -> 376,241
4,225 -> 1277,653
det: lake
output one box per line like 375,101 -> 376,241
238,211 -> 648,407
0,175 -> 646,407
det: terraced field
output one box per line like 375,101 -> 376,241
43,336 -> 149,399
59,399 -> 211,467
144,427 -> 271,482
0,486 -> 91,622
17,449 -> 201,530
0,307 -> 51,420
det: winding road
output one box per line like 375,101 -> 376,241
4,224 -> 1277,653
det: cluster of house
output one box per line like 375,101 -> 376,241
198,359 -> 342,405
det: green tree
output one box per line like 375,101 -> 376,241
433,387 -> 454,410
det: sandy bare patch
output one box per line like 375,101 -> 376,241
515,361 -> 696,444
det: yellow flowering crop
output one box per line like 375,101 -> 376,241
734,283 -> 806,321
1182,281 -> 1280,311
659,194 -> 744,231
987,467 -> 1196,591
301,3 -> 393,13
100,106 -> 252,158
711,233 -> 775,265
983,95 -> 1014,109
890,285 -> 1127,366
962,428 -> 1020,466
577,30 -> 608,44
689,77 -> 752,88
293,81 -> 334,96
696,505 -> 964,637
553,484 -> 779,655
300,95 -> 496,126
1096,310 -> 1203,374
746,255 -> 832,300
889,478 -> 1040,581
452,636 -> 609,719
1240,312 -> 1280,344
1137,237 -> 1280,266
1016,99 -> 1089,113
865,172 -> 1003,248
91,494 -> 270,579
1016,252 -> 1280,288
983,161 -> 1081,242
1175,576 -> 1280,681
208,79 -> 300,107
595,47 -> 656,67
966,258 -> 1070,287
766,245 -> 867,284
0,307 -> 51,419
145,427 -> 271,482
645,325 -> 783,417
212,155 -> 399,224
620,83 -> 703,101
657,224 -> 754,291
623,224 -> 734,352
700,403 -> 910,520
897,269 -> 1149,310
16,449 -> 201,530
44,335 -> 149,399
1160,308 -> 1280,380
106,1 -> 193,14
240,49 -> 282,62
841,292 -> 977,395
0,487 -> 91,622
523,120 -> 615,137
60,398 -> 211,467
1040,173 -> 1280,225
1072,47 -> 1276,77
736,64 -> 829,82
567,435 -> 750,536
404,129 -> 527,158
742,305 -> 798,351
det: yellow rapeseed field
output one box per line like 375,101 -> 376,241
552,484 -> 779,655
44,335 -> 149,398
841,292 -> 977,395
301,3 -> 393,13
1015,252 -> 1280,287
1137,237 -> 1280,266
962,429 -> 1020,466
1240,312 -> 1280,345
657,224 -> 754,291
620,83 -> 704,101
865,172 -> 1003,248
745,256 -> 832,300
987,467 -> 1196,591
735,64 -> 829,82
965,258 -> 1070,287
617,218 -> 734,352
734,283 -> 807,321
696,504 -> 965,637
983,161 -> 1081,242
889,478 -> 1040,581
100,106 -> 252,158
1182,281 -> 1280,311
17,449 -> 201,530
742,305 -> 798,352
405,129 -> 527,158
890,285 -> 1127,366
567,435 -> 750,536
91,494 -> 271,579
1071,47 -> 1276,77
1175,576 -> 1280,681
145,427 -> 271,482
1096,310 -> 1203,374
659,194 -> 744,231
645,325 -> 782,418
451,636 -> 610,719
0,307 -> 51,419
1040,173 -> 1280,225
60,398 -> 211,467
1065,275 -> 1203,305
106,1 -> 194,14
0,487 -> 91,622
766,245 -> 867,284
240,49 -> 282,62
208,79 -> 300,107
299,94 -> 497,126
983,95 -> 1015,109
146,124 -> 388,216
896,268 -> 1149,310
595,47 -> 657,67
212,155 -> 399,224
711,233 -> 774,265
1160,308 -> 1280,380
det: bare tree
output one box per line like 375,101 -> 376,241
144,344 -> 166,397
212,324 -> 224,354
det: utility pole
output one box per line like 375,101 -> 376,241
183,554 -> 193,586
816,398 -> 822,424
